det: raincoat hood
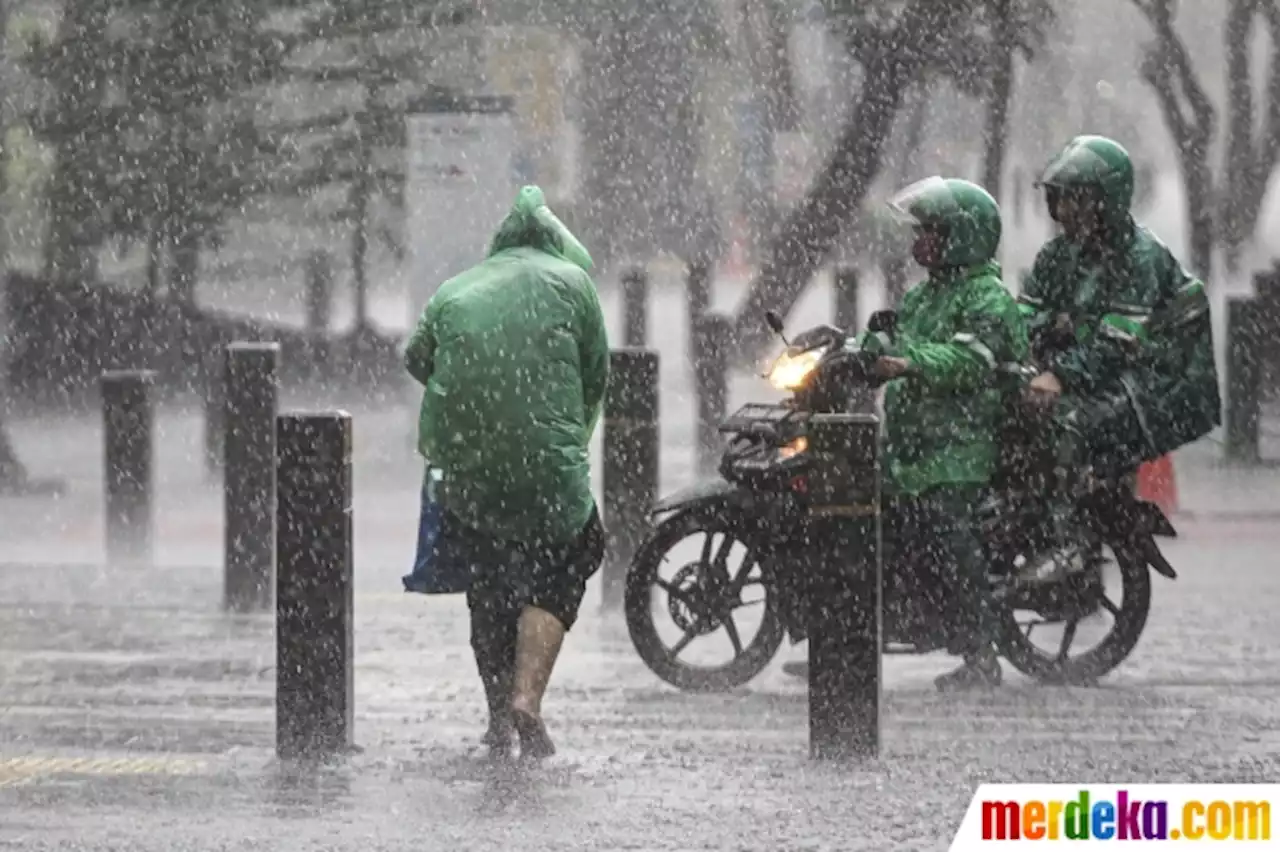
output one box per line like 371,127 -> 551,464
487,185 -> 593,272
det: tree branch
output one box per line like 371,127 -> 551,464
1256,0 -> 1280,182
1133,0 -> 1215,162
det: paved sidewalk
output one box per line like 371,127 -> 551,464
3,516 -> 1280,850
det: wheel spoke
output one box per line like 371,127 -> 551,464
699,532 -> 715,569
1055,618 -> 1080,662
722,614 -> 744,656
726,550 -> 758,597
669,623 -> 705,659
1097,595 -> 1121,618
706,535 -> 736,588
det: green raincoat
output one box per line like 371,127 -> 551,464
1022,136 -> 1220,459
403,186 -> 609,545
856,177 -> 1030,497
865,261 -> 1029,496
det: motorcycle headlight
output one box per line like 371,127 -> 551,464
777,435 -> 808,460
768,348 -> 826,391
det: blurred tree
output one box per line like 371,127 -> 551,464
22,0 -> 109,288
24,1 -> 293,302
1132,0 -> 1280,278
496,0 -> 729,268
736,0 -> 803,253
262,0 -> 477,332
732,0 -> 1056,360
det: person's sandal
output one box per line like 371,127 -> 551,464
510,708 -> 556,761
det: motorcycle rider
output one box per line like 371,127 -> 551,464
1018,135 -> 1220,576
786,177 -> 1029,691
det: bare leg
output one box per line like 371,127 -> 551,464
508,605 -> 567,759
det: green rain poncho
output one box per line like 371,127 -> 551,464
1021,136 -> 1221,458
403,186 -> 609,545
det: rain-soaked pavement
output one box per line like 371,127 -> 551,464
4,274 -> 1280,850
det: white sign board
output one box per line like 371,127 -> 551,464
403,107 -> 519,329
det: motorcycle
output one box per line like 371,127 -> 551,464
623,311 -> 1179,692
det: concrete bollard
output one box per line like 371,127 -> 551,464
276,412 -> 355,760
833,266 -> 859,333
224,342 -> 280,612
693,312 -> 731,475
1225,296 -> 1263,464
622,266 -> 649,347
102,370 -> 156,566
601,349 -> 660,611
805,413 -> 882,761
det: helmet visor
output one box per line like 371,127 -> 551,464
886,176 -> 959,228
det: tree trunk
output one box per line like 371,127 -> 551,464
169,222 -> 200,306
1135,0 -> 1217,279
41,0 -> 108,287
351,164 -> 370,332
731,0 -> 962,361
578,3 -> 714,268
1219,0 -> 1256,276
981,0 -> 1016,204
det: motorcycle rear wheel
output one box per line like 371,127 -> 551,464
625,508 -> 786,693
995,542 -> 1152,684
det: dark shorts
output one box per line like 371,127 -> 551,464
445,507 -> 605,631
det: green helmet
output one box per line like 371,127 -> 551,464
1037,135 -> 1134,220
887,176 -> 1001,268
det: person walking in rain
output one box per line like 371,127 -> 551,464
403,185 -> 609,761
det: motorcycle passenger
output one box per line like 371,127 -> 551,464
788,177 -> 1030,691
1019,136 -> 1220,573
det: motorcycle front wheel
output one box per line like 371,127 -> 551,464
624,507 -> 786,692
994,540 -> 1152,685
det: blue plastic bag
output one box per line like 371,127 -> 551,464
401,468 -> 471,595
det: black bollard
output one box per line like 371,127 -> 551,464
102,370 -> 155,565
883,257 -> 909,308
693,313 -> 731,475
203,346 -> 225,478
224,342 -> 281,612
1225,296 -> 1263,464
622,266 -> 649,347
276,412 -> 355,760
834,266 -> 859,333
602,349 -> 660,611
304,251 -> 334,334
805,413 -> 882,760
686,258 -> 712,338
304,252 -> 334,381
